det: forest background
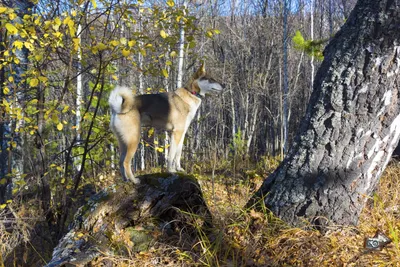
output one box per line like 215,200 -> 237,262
2,0 -> 399,266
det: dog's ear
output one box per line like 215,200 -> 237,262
193,62 -> 206,78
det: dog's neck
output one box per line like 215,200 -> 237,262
190,91 -> 203,99
183,86 -> 203,99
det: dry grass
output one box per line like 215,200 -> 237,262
1,159 -> 400,266
99,160 -> 400,266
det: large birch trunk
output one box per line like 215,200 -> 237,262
249,0 -> 400,228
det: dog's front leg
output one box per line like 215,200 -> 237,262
168,130 -> 183,172
174,130 -> 187,172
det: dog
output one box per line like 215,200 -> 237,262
108,64 -> 224,183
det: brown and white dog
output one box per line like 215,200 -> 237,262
108,64 -> 224,183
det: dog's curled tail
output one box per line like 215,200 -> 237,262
108,86 -> 134,114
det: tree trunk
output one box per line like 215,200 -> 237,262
248,0 -> 400,228
176,1 -> 187,89
282,0 -> 290,155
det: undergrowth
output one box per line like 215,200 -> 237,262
1,158 -> 400,266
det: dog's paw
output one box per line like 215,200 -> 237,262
129,177 -> 141,184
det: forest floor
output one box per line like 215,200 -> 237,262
1,157 -> 400,266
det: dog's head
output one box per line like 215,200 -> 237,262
188,63 -> 224,96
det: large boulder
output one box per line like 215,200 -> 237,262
45,173 -> 212,267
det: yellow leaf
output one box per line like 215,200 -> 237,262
35,54 -> 42,61
112,75 -> 118,81
122,49 -> 130,57
148,128 -> 155,137
0,7 -> 7,13
57,122 -> 63,131
53,31 -> 62,38
61,178 -> 65,184
29,78 -> 39,87
96,42 -> 107,51
8,12 -> 17,20
10,141 -> 16,148
62,105 -> 69,113
0,178 -> 7,185
161,69 -> 168,78
154,140 -> 159,145
166,0 -> 175,7
8,76 -> 13,82
38,76 -> 48,83
128,40 -> 136,47
73,38 -> 80,51
68,20 -> 76,36
120,37 -> 127,45
63,16 -> 71,25
5,23 -> 18,35
24,41 -> 34,51
157,147 -> 164,153
13,40 -> 23,49
160,30 -> 167,38
110,40 -> 119,47
91,0 -> 97,8
0,204 -> 6,209
54,17 -> 61,25
170,51 -> 177,57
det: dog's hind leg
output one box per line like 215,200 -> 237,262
118,114 -> 141,184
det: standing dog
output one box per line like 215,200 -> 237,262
108,64 -> 224,183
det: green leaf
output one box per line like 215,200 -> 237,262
52,113 -> 59,124
292,30 -> 305,49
